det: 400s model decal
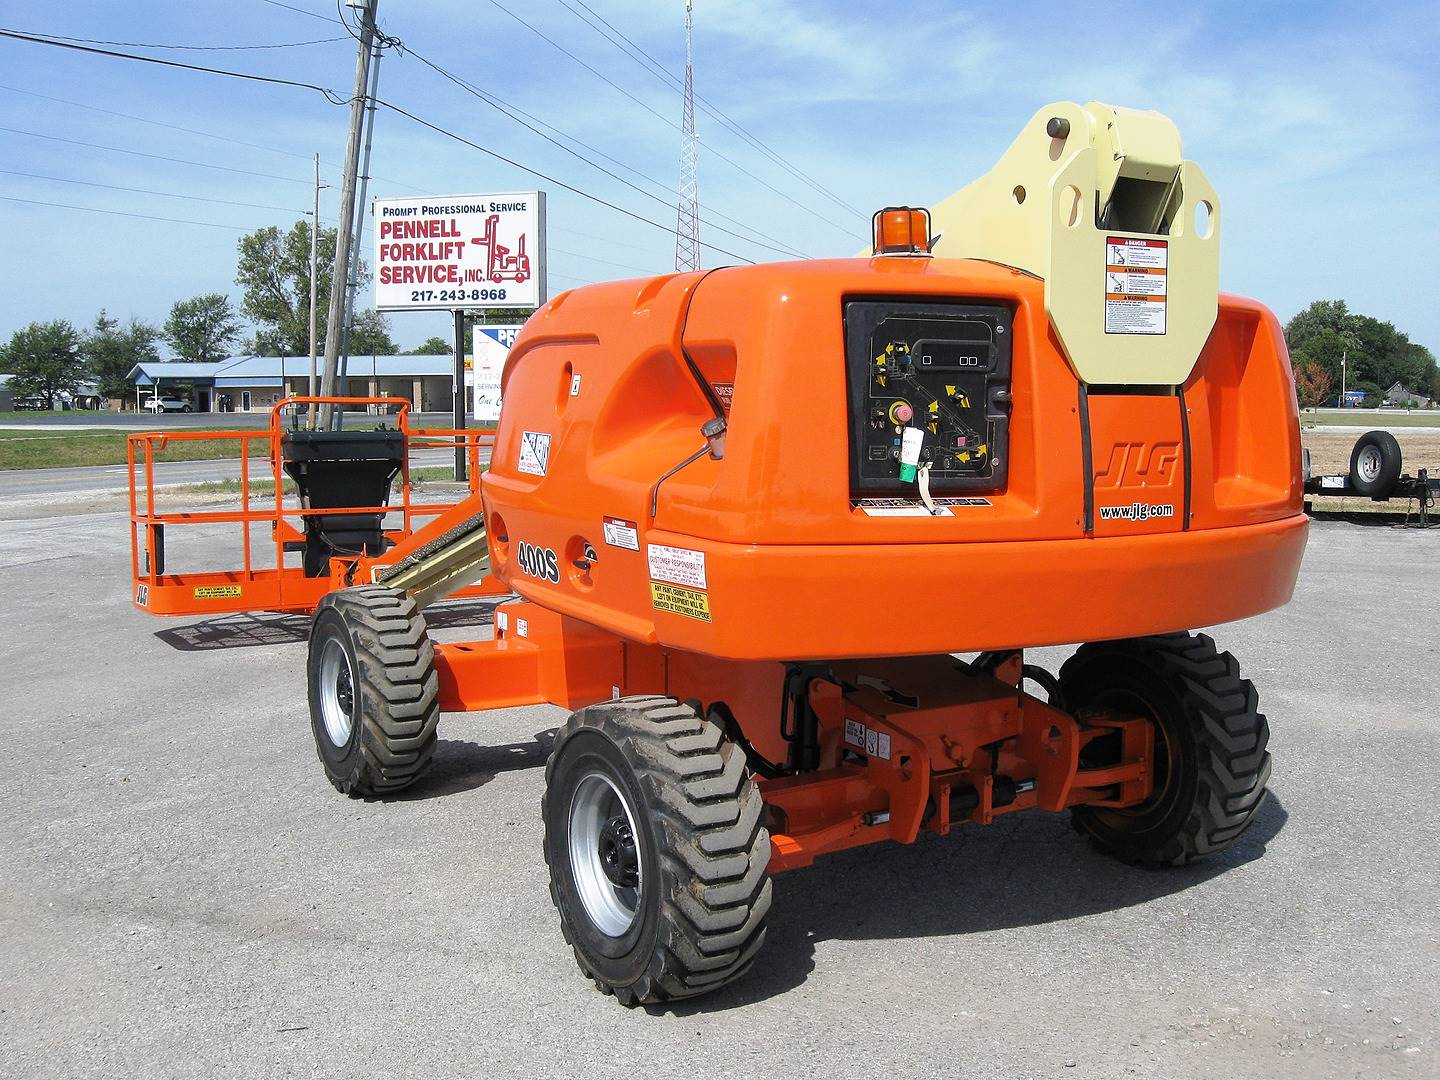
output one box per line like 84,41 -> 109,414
515,541 -> 560,583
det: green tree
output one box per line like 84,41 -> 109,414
407,336 -> 453,355
85,310 -> 161,399
347,309 -> 396,355
163,293 -> 243,363
0,321 -> 85,407
236,220 -> 367,355
1286,299 -> 1438,400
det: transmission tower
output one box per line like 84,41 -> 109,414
674,0 -> 700,272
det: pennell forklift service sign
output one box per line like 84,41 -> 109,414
372,192 -> 547,312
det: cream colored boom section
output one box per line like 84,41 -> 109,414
372,505 -> 491,610
929,101 -> 1220,386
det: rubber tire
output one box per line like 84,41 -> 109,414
1059,632 -> 1270,867
306,585 -> 439,797
542,696 -> 772,1006
1349,430 -> 1402,498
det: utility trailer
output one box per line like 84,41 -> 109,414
1303,429 -> 1438,524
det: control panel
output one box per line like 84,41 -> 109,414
844,299 -> 1013,494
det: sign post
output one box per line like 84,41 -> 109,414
372,191 -> 547,478
453,309 -> 466,479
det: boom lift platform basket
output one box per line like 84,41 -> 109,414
127,397 -> 508,615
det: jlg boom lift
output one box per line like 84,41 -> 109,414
133,103 -> 1308,1005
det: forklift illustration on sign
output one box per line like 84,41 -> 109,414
471,213 -> 531,284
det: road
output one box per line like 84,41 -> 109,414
0,411 -> 470,430
0,448 -> 484,500
0,514 -> 1435,1079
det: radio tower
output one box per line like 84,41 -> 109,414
674,0 -> 700,272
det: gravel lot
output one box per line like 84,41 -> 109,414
1,510 -> 1436,1079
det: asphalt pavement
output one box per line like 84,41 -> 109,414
0,512 -> 1435,1078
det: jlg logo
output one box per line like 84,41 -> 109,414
1094,441 -> 1180,488
515,541 -> 560,583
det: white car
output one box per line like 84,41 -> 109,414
143,397 -> 193,413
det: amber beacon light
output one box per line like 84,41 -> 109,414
871,205 -> 933,255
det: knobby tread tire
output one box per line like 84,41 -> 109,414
542,696 -> 772,1006
308,585 -> 439,797
1060,631 -> 1271,868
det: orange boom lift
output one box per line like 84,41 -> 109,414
136,103 -> 1307,1006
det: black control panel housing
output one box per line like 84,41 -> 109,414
843,299 -> 1013,494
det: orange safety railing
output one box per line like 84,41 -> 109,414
128,397 -> 505,616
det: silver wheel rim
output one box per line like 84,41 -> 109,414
568,771 -> 643,937
318,636 -> 355,747
1358,445 -> 1382,482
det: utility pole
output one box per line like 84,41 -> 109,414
335,22 -> 384,426
307,152 -> 321,427
453,309 -> 467,481
319,0 -> 378,428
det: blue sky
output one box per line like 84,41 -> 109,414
1,0 -> 1436,353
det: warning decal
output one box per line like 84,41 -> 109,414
193,584 -> 242,599
647,544 -> 707,589
517,431 -> 551,476
843,717 -> 892,760
1104,237 -> 1167,336
602,516 -> 639,551
651,582 -> 711,621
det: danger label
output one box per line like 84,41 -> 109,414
193,584 -> 242,599
650,582 -> 711,621
647,544 -> 707,589
602,516 -> 639,551
1104,237 -> 1167,336
710,381 -> 734,414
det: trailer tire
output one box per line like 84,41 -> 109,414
306,585 -> 439,797
1060,632 -> 1270,868
542,697 -> 772,1006
1349,430 -> 1402,498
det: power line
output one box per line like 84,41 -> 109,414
0,126 -> 313,184
0,25 -> 759,264
257,0 -> 813,254
0,28 -> 349,105
374,97 -> 755,264
15,31 -> 347,51
399,45 -> 809,260
0,193 -> 259,231
256,0 -> 339,24
0,169 -> 310,212
559,0 -> 863,219
0,83 -> 430,195
550,247 -> 657,276
482,0 -> 861,240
